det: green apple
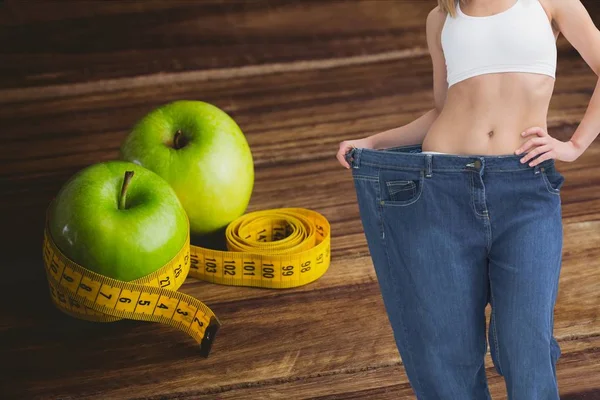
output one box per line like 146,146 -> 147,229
119,100 -> 254,236
48,160 -> 189,282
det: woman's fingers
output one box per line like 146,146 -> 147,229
338,149 -> 351,168
336,152 -> 350,168
337,142 -> 354,169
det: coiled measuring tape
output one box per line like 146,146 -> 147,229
42,207 -> 331,358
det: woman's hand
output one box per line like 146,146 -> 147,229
337,137 -> 375,169
515,126 -> 583,167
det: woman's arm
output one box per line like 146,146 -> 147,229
549,0 -> 600,153
364,6 -> 448,150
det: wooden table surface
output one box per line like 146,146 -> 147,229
1,1 -> 600,399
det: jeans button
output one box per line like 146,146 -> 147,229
474,159 -> 481,169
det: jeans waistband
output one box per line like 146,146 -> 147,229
345,144 -> 555,174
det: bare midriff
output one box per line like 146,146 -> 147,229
422,72 -> 556,156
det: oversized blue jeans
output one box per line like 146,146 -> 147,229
345,144 -> 565,399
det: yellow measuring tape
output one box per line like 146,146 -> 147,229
42,207 -> 331,358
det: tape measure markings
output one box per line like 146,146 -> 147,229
43,207 -> 331,357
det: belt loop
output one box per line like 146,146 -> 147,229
425,154 -> 432,177
352,147 -> 363,168
345,147 -> 362,169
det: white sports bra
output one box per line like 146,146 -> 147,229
441,0 -> 557,88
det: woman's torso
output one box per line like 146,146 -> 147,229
422,0 -> 559,155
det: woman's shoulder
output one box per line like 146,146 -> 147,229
427,5 -> 448,28
428,5 -> 446,19
427,5 -> 448,39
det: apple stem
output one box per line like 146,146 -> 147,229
174,130 -> 184,149
173,129 -> 190,150
119,170 -> 135,210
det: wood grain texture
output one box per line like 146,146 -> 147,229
1,0 -> 599,399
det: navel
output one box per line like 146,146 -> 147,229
488,130 -> 494,137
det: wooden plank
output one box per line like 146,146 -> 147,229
116,335 -> 600,399
0,0 -> 430,90
1,0 -> 598,91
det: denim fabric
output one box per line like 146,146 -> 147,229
345,144 -> 564,400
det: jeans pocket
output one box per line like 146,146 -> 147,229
540,165 -> 565,195
388,180 -> 417,201
379,168 -> 424,206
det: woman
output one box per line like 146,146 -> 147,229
337,0 -> 600,398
